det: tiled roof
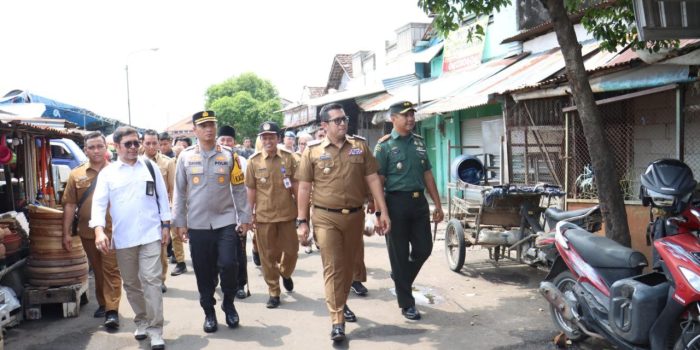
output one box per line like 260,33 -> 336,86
326,54 -> 354,91
307,87 -> 326,99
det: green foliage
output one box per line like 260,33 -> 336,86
419,0 -> 678,53
205,72 -> 283,141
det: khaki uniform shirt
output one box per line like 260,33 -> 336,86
244,148 -> 297,222
62,162 -> 112,239
296,135 -> 378,209
172,144 -> 251,230
146,152 -> 176,202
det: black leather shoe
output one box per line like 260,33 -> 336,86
351,281 -> 368,296
161,284 -> 167,293
401,306 -> 421,320
252,251 -> 261,266
104,310 -> 120,329
169,255 -> 177,264
343,305 -> 357,322
203,313 -> 218,333
330,323 -> 346,342
171,262 -> 187,276
266,296 -> 280,309
221,304 -> 240,328
282,277 -> 294,292
236,287 -> 249,299
93,305 -> 105,318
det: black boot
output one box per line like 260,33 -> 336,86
221,298 -> 240,328
203,309 -> 218,333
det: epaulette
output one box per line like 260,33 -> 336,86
184,145 -> 196,151
412,133 -> 423,139
279,147 -> 292,154
377,134 -> 391,144
220,145 -> 233,152
351,134 -> 366,141
249,151 -> 262,159
307,139 -> 322,147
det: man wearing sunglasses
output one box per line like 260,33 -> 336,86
172,111 -> 252,333
295,102 -> 391,342
90,126 -> 171,350
374,101 -> 445,321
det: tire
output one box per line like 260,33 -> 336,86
550,270 -> 587,342
445,219 -> 466,272
674,322 -> 700,350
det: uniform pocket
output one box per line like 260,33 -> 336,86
254,169 -> 271,188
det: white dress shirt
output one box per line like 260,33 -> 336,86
90,157 -> 172,249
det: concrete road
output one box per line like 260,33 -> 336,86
6,225 -> 613,350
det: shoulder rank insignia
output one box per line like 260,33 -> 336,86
351,134 -> 366,141
377,134 -> 391,144
306,139 -> 322,147
412,133 -> 424,139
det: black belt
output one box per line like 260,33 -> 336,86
386,191 -> 424,198
314,205 -> 363,214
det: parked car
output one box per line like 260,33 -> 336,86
50,138 -> 86,169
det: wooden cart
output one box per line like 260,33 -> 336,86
444,181 -> 543,271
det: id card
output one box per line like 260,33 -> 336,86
283,177 -> 292,189
146,181 -> 155,196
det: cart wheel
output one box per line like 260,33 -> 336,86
445,219 -> 466,272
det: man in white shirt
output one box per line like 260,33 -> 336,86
90,126 -> 171,350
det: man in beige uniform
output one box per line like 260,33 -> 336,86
296,102 -> 391,342
245,121 -> 299,309
142,130 -> 184,290
62,131 -> 122,329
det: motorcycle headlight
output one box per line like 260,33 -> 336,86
679,266 -> 700,293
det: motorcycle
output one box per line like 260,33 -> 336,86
540,159 -> 700,349
516,184 -> 602,270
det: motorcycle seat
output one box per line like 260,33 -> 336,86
565,228 -> 648,269
545,206 -> 599,222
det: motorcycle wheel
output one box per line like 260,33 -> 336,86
550,270 -> 587,342
674,322 -> 700,350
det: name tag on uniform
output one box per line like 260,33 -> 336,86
189,166 -> 204,174
320,153 -> 331,160
283,177 -> 292,189
349,148 -> 363,155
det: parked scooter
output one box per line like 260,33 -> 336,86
540,159 -> 700,349
516,184 -> 602,270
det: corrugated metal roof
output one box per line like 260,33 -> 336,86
417,43 -> 599,115
305,83 -> 385,107
382,74 -> 420,90
0,118 -> 84,139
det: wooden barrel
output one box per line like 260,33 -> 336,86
28,209 -> 88,287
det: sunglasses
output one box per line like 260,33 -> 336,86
328,116 -> 349,126
122,140 -> 141,149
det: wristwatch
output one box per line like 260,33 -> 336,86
161,222 -> 171,229
295,218 -> 308,228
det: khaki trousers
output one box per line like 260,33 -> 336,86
312,209 -> 364,324
81,236 -> 122,312
160,246 -> 168,282
115,240 -> 164,336
353,239 -> 367,282
255,220 -> 299,297
170,228 -> 185,263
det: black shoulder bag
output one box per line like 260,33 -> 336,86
72,179 -> 98,236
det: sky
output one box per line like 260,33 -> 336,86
0,0 -> 430,130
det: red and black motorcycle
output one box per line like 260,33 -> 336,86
540,159 -> 700,349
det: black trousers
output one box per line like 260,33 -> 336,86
385,191 -> 433,308
188,224 -> 239,312
238,235 -> 248,288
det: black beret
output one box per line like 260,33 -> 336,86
218,125 -> 236,138
192,110 -> 216,125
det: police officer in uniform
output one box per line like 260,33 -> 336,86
245,121 -> 299,309
172,111 -> 252,333
296,103 -> 391,342
374,101 -> 444,321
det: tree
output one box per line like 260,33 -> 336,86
205,72 -> 283,141
418,0 -> 673,246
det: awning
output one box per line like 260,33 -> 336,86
417,43 -> 599,115
414,42 -> 444,63
305,83 -> 385,107
511,48 -> 698,101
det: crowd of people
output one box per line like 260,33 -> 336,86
60,101 -> 444,349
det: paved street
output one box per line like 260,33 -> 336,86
6,224 -> 612,350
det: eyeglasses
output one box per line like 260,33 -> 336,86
328,116 -> 349,126
122,140 -> 141,149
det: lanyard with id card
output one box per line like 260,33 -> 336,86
281,166 -> 292,189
